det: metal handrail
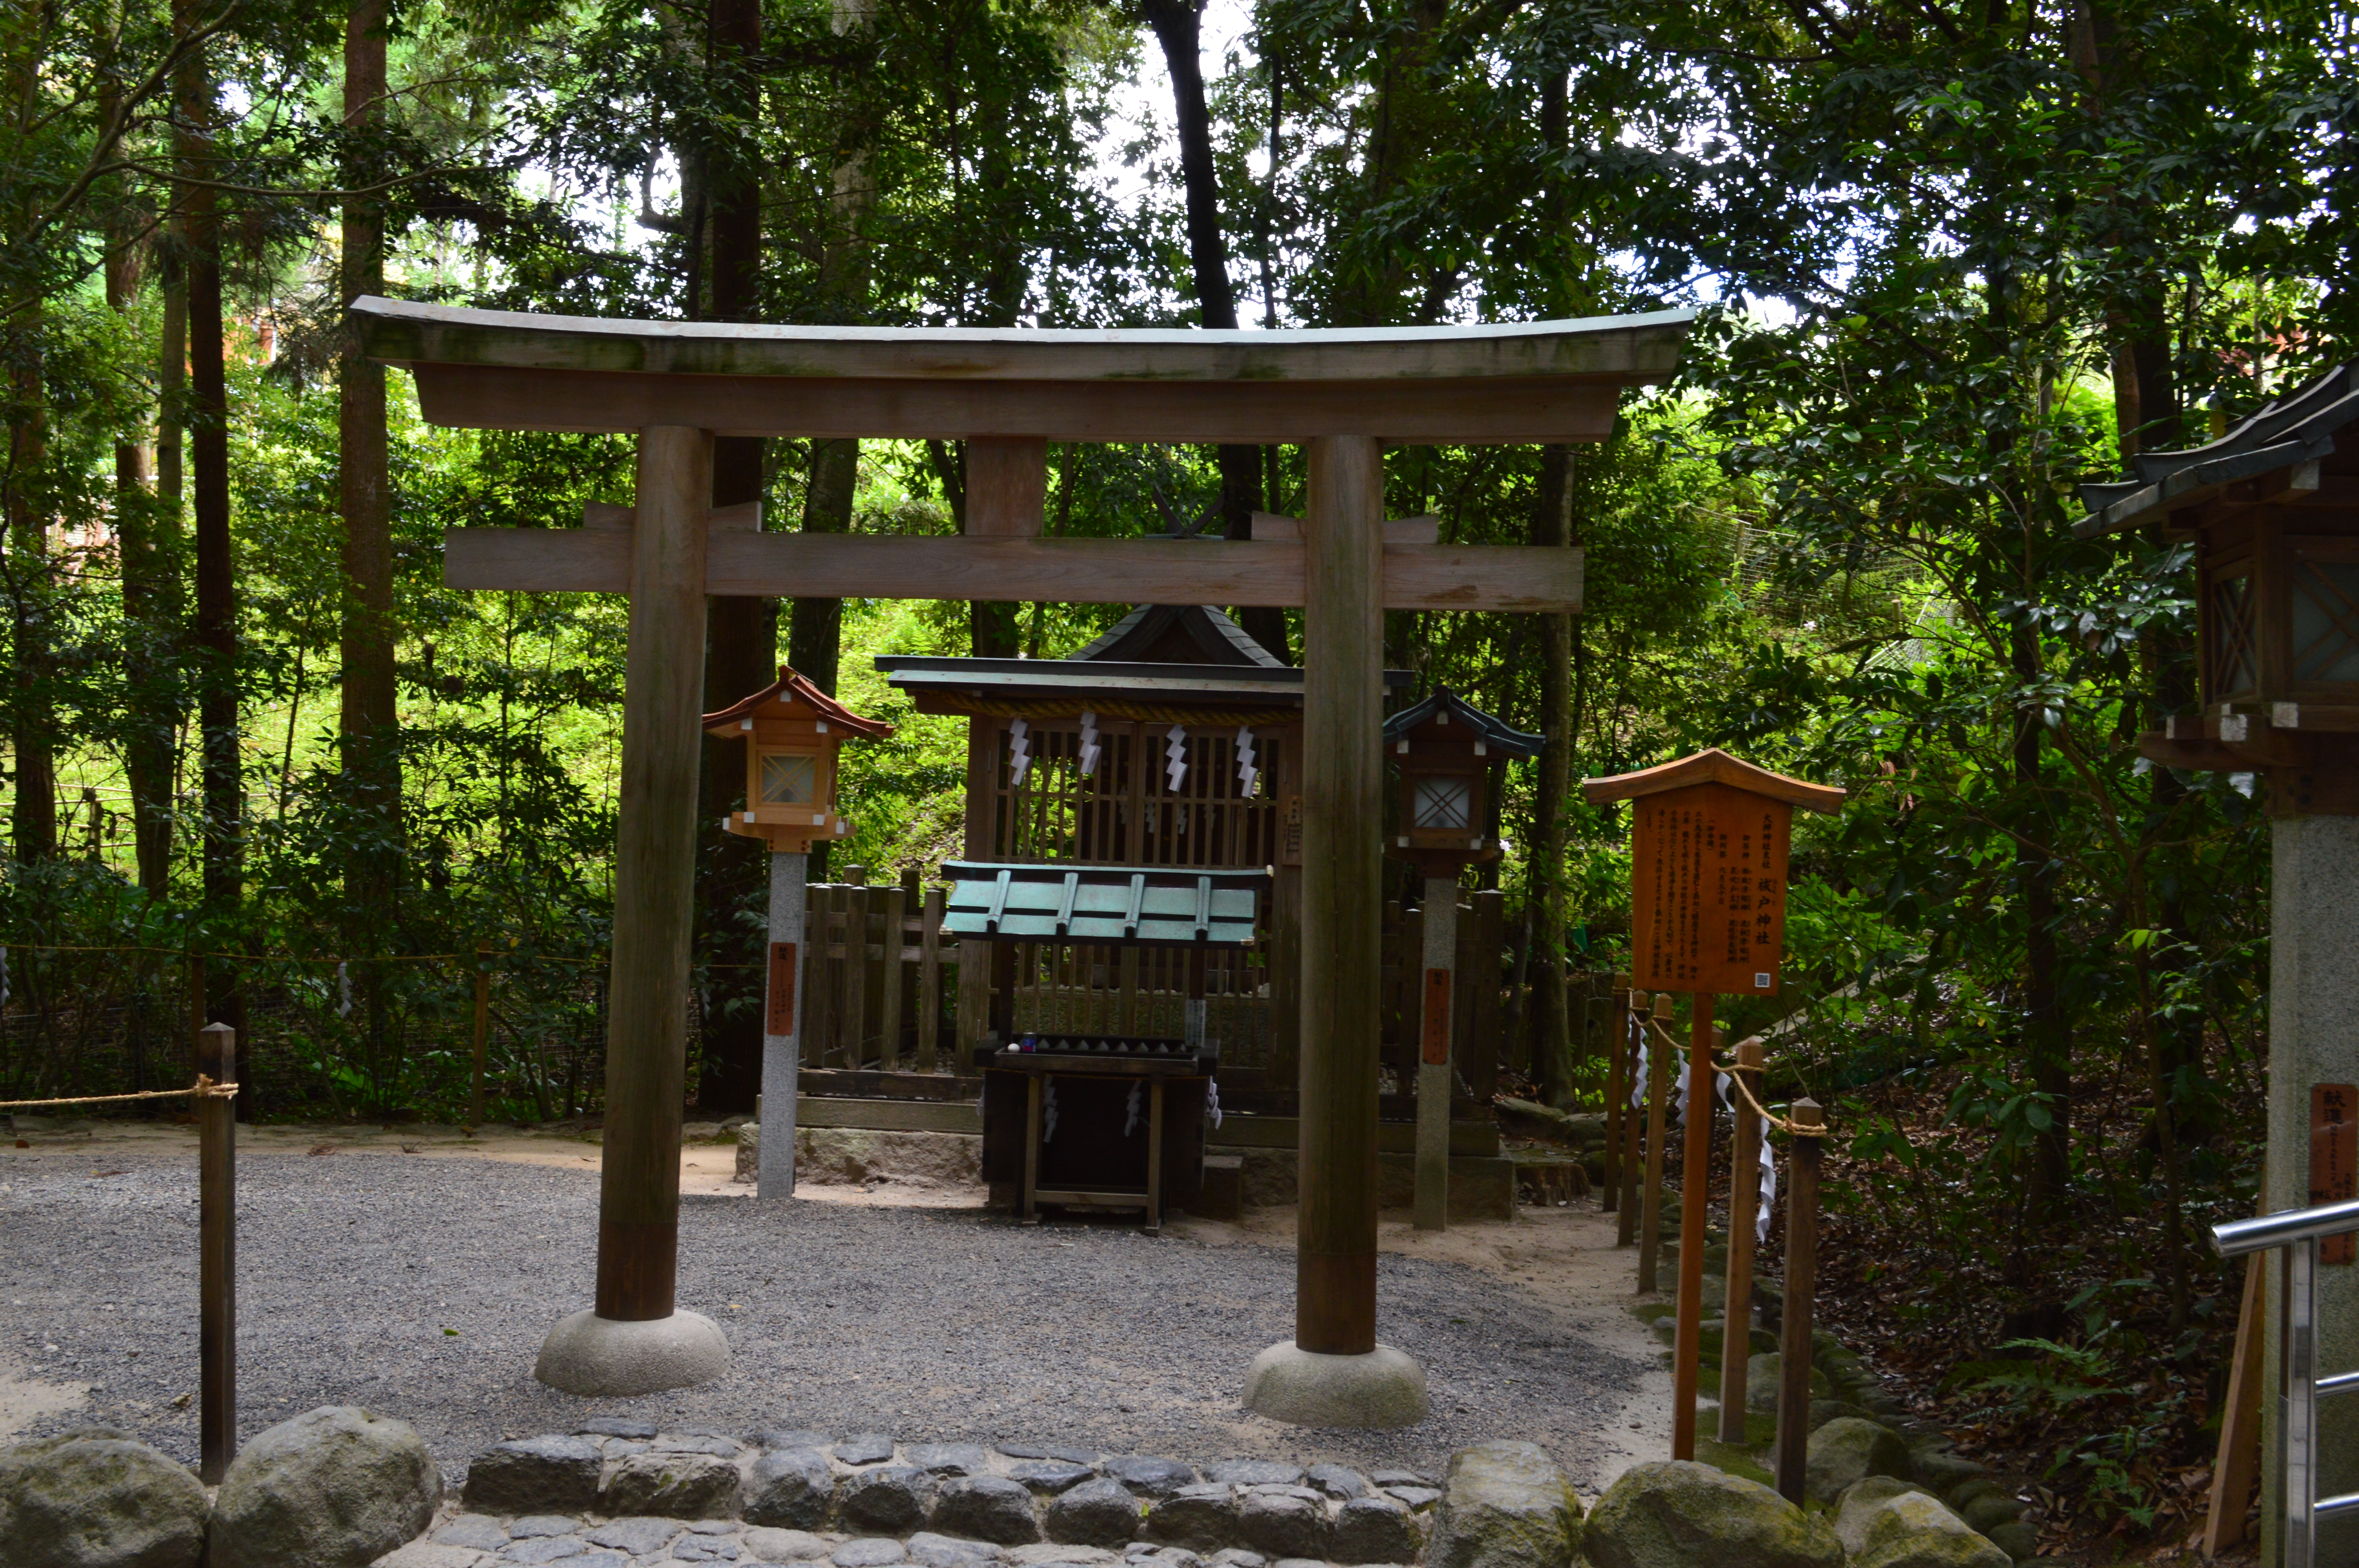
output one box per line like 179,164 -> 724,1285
2214,1196 -> 2359,1257
2211,1196 -> 2359,1568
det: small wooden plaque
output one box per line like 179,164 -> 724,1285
1281,796 -> 1305,866
1630,782 -> 1793,995
1421,968 -> 1452,1065
767,942 -> 798,1037
2315,1083 -> 2356,1266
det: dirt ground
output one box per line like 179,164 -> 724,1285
0,1116 -> 1671,1491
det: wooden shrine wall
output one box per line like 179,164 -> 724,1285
955,716 -> 1302,1078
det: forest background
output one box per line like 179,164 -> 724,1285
0,0 -> 2352,1550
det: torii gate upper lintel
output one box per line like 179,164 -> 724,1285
356,296 -> 1694,1425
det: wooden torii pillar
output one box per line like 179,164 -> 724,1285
356,298 -> 1693,1411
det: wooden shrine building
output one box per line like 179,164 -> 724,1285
879,603 -> 1409,1082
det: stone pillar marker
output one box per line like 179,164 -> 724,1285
761,849 -> 809,1199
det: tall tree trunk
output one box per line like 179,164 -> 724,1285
340,0 -> 400,922
1143,0 -> 1287,659
178,7 -> 240,949
693,0 -> 776,1114
2012,636 -> 2071,1227
5,308 -> 53,866
145,233 -> 189,895
1531,445 -> 1576,1106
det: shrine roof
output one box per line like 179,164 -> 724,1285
1067,603 -> 1286,667
702,665 -> 895,737
1581,748 -> 1845,812
2073,361 -> 2358,537
874,653 -> 1412,715
1381,685 -> 1544,758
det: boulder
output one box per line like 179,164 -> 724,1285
906,1532 -> 999,1568
744,1526 -> 836,1563
1331,1495 -> 1419,1564
1984,1520 -> 2039,1562
461,1434 -> 602,1514
0,1427 -> 210,1568
1958,1493 -> 2025,1536
1744,1353 -> 1831,1413
1236,1489 -> 1326,1560
601,1451 -> 744,1519
1583,1459 -> 1839,1568
908,1444 -> 989,1477
1044,1476 -> 1141,1547
746,1448 -> 838,1529
1141,1485 -> 1238,1552
1203,1460 -> 1302,1487
931,1475 -> 1041,1544
209,1406 -> 440,1568
1837,1479 -> 2010,1568
1803,1418 -> 1911,1504
1807,1400 -> 1872,1432
836,1434 -> 899,1466
1425,1440 -> 1582,1568
840,1466 -> 938,1534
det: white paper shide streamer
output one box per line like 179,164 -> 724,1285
1077,709 -> 1101,777
1630,1039 -> 1649,1110
337,960 -> 353,1018
1008,717 -> 1032,788
1205,1078 -> 1223,1130
1165,724 -> 1189,791
1124,1082 -> 1143,1137
1042,1081 -> 1059,1143
1235,726 -> 1258,795
1757,1138 -> 1778,1243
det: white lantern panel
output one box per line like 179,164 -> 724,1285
760,752 -> 819,805
1413,775 -> 1473,830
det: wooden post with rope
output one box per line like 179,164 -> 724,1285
1618,988 -> 1645,1245
197,1022 -> 237,1483
1719,1033 -> 1765,1443
1637,991 -> 1674,1292
1773,1096 -> 1825,1504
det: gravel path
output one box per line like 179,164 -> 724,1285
0,1144 -> 1650,1485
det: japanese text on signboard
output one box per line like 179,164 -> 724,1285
1631,782 -> 1792,996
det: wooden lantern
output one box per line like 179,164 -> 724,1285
2195,500 -> 2359,722
1582,749 -> 1845,997
702,665 -> 894,851
1382,686 -> 1542,877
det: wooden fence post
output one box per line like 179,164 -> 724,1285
1719,1034 -> 1764,1444
197,1021 -> 236,1483
897,866 -> 921,1063
1602,973 -> 1627,1213
918,883 -> 945,1072
1670,996 -> 1717,1460
877,880 -> 906,1069
1773,1097 -> 1825,1504
1617,988 -> 1646,1247
469,943 -> 492,1127
1637,992 -> 1675,1291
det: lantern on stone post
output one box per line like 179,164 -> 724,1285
703,666 -> 894,1201
1381,687 -> 1541,1233
2073,361 -> 2359,1560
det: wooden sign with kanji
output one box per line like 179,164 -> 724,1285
1583,750 -> 1845,996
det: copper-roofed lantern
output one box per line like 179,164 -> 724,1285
701,667 -> 893,1207
2073,362 -> 2359,1557
705,665 -> 895,852
1378,688 -> 1541,1236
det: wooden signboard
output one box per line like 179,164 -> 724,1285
766,942 -> 798,1037
1631,783 -> 1794,995
1421,969 -> 1452,1066
2316,1083 -> 2356,1266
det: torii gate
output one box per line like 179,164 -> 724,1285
355,297 -> 1693,1424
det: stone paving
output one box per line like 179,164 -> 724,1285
382,1426 -> 1438,1568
